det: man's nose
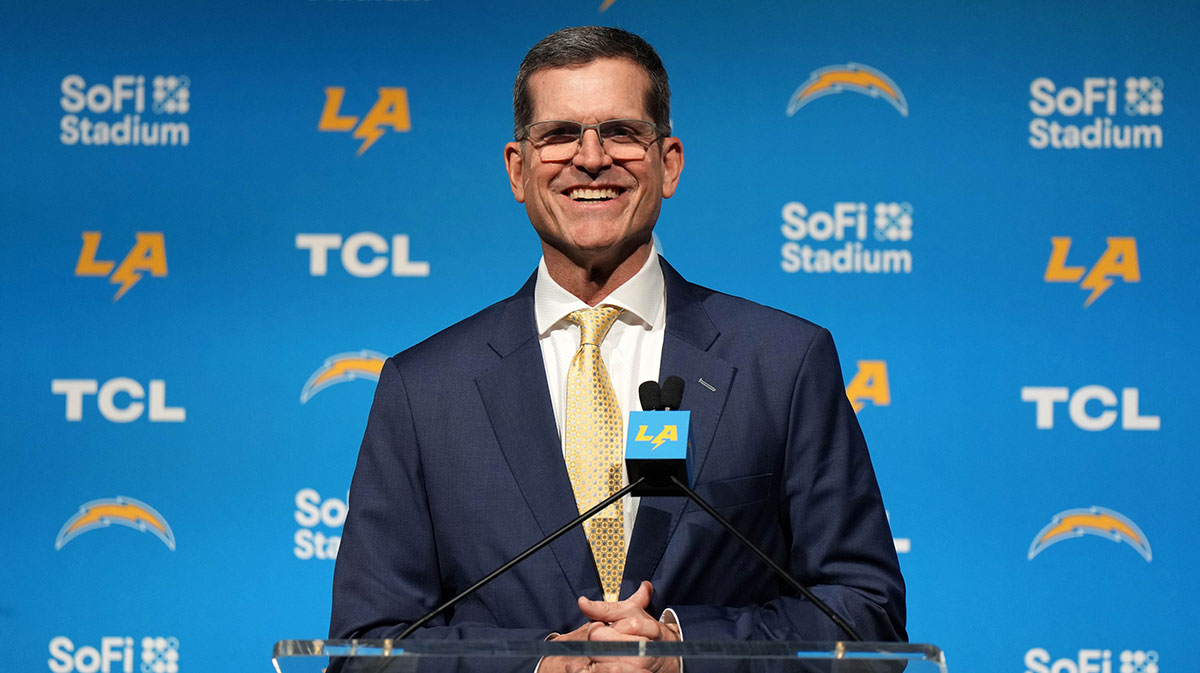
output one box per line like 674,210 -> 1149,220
572,128 -> 613,172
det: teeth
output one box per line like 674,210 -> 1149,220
568,187 -> 619,201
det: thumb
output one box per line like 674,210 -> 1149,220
577,594 -> 622,623
578,581 -> 655,621
628,581 -> 653,609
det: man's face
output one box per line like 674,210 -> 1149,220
505,58 -> 683,269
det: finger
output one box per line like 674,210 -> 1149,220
588,660 -> 654,673
567,657 -> 598,673
588,624 -> 647,642
607,616 -> 662,639
542,655 -> 589,673
578,596 -> 637,624
627,581 -> 653,610
578,580 -> 655,620
555,620 -> 598,641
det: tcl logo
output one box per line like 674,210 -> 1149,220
52,378 -> 185,423
296,233 -> 429,277
1020,386 -> 1159,431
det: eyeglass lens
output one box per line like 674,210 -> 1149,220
529,120 -> 656,161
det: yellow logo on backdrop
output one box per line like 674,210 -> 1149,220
74,232 -> 167,301
1044,237 -> 1140,308
846,360 -> 890,413
319,86 -> 411,156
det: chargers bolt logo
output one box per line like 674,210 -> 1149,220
300,350 -> 387,403
1028,506 -> 1150,562
75,232 -> 168,301
634,424 -> 678,450
319,86 -> 411,156
787,63 -> 908,117
55,496 -> 176,551
626,411 -> 689,459
1044,237 -> 1140,307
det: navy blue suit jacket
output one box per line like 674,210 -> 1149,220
330,259 -> 905,642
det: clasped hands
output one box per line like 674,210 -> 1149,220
546,581 -> 680,673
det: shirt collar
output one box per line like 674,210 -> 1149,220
534,252 -> 665,336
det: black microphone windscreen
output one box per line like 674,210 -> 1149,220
639,380 -> 662,411
661,376 -> 685,410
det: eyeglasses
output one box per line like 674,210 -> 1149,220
522,119 -> 660,161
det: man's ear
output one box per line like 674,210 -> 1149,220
659,136 -> 684,199
504,141 -> 526,203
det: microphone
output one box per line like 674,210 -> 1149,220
626,379 -> 691,496
660,376 -> 684,410
626,376 -> 864,642
638,380 -> 661,414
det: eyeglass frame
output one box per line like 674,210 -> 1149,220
517,118 -> 664,160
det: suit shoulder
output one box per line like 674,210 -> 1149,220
388,295 -> 517,379
681,281 -> 847,392
691,281 -> 830,346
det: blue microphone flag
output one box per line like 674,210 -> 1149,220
626,410 -> 690,460
625,410 -> 690,495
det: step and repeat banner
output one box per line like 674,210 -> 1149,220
3,2 -> 1196,672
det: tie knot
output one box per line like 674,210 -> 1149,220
568,305 -> 622,346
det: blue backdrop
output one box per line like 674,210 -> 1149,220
4,2 -> 1196,673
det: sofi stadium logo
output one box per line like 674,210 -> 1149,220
786,63 -> 908,117
1044,237 -> 1139,307
49,636 -> 178,673
318,86 -> 411,155
1029,76 -> 1163,149
55,496 -> 176,551
1025,648 -> 1158,673
781,201 -> 913,274
1028,506 -> 1151,562
60,75 -> 190,147
300,350 -> 386,403
294,488 -> 344,560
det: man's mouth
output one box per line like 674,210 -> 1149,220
566,187 -> 622,202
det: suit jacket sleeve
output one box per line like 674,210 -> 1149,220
329,357 -> 553,641
666,327 -> 906,641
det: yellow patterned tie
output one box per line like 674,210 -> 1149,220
563,305 -> 625,602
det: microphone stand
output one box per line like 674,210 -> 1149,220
398,477 -> 646,639
668,475 -> 863,643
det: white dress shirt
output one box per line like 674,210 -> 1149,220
534,251 -> 666,551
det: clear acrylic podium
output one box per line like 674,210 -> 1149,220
273,639 -> 948,673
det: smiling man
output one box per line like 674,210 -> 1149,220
330,26 -> 905,656
504,55 -> 681,306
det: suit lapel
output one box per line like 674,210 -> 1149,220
623,259 -> 736,596
475,274 -> 601,601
